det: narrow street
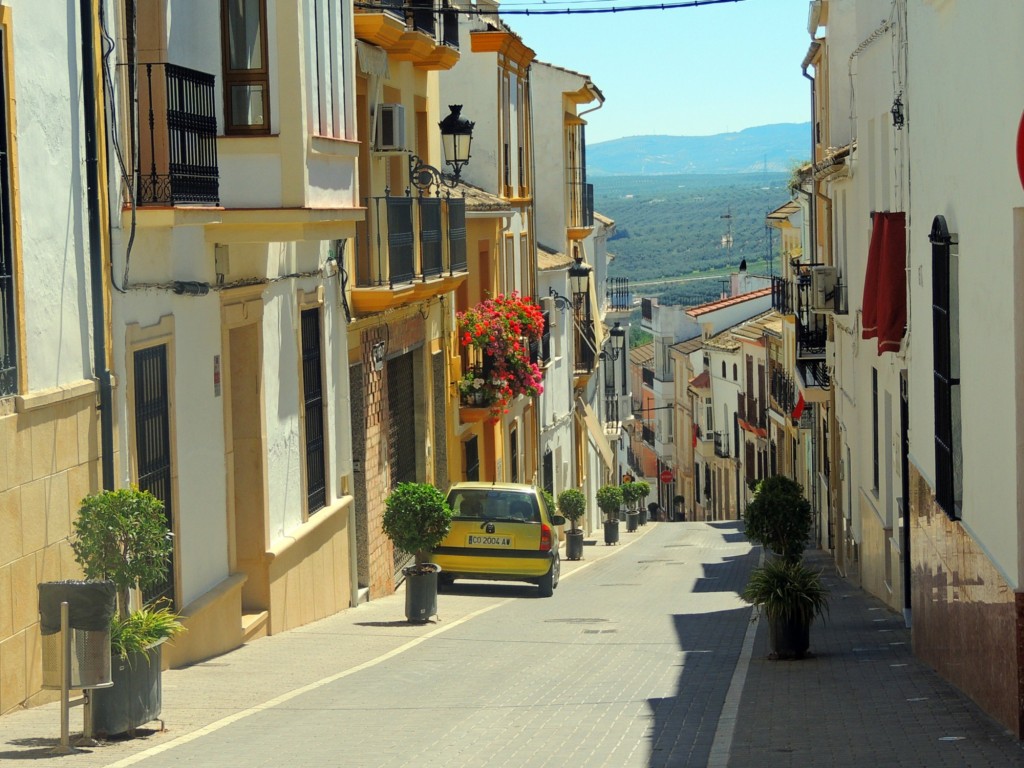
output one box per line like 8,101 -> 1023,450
5,522 -> 1024,767
122,522 -> 756,767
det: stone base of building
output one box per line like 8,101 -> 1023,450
909,462 -> 1023,738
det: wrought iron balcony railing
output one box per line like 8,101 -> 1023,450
771,275 -> 794,315
796,317 -> 828,359
714,431 -> 731,458
642,424 -> 655,446
770,367 -> 796,415
137,62 -> 219,206
607,277 -> 631,312
604,392 -> 620,425
355,191 -> 467,288
567,179 -> 594,229
357,0 -> 459,48
573,317 -> 597,375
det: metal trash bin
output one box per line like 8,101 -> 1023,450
38,581 -> 116,690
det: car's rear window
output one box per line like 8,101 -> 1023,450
446,489 -> 540,523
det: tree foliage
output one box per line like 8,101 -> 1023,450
556,488 -> 587,531
383,483 -> 453,564
742,475 -> 813,562
71,487 -> 173,620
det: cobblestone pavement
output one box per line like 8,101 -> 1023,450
2,522 -> 1023,767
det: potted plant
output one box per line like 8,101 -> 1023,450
741,556 -> 829,659
621,481 -> 643,532
557,488 -> 587,561
382,482 -> 453,623
597,484 -> 623,545
742,475 -> 813,562
457,292 -> 546,415
673,494 -> 686,522
633,480 -> 652,526
69,487 -> 184,737
457,368 -> 490,407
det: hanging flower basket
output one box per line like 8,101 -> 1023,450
457,292 -> 545,415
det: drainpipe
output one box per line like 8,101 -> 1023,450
81,0 -> 115,490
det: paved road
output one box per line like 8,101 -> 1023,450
5,521 -> 1024,767
124,522 -> 754,767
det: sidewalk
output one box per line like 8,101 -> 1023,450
3,526 -> 1024,767
728,550 -> 1024,767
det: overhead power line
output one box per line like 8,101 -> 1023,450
354,0 -> 743,17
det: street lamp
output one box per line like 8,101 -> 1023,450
409,104 -> 475,192
600,322 -> 626,361
568,257 -> 591,308
548,257 -> 593,312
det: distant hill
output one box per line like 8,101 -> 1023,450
594,172 -> 791,307
588,123 -> 810,176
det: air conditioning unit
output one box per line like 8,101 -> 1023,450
809,265 -> 838,313
374,103 -> 406,151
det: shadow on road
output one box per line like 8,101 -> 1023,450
644,539 -> 760,767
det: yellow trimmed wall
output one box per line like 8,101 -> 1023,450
267,497 -> 353,635
0,382 -> 102,713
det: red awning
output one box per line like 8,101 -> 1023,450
862,211 -> 907,354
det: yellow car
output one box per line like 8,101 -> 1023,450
433,482 -> 566,597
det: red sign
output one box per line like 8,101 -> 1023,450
1018,109 -> 1024,191
660,470 -> 674,484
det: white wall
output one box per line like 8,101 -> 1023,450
905,1 -> 1024,586
15,3 -> 93,391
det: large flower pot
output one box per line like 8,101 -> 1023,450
403,564 -> 440,623
638,507 -> 648,526
565,530 -> 585,561
626,511 -> 639,532
90,644 -> 163,737
768,615 -> 811,659
603,519 -> 620,545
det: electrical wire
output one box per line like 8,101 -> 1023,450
355,0 -> 743,15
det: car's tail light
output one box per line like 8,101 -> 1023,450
540,523 -> 552,552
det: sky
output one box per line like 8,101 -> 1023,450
503,0 -> 814,144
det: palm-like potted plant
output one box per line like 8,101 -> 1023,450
557,488 -> 587,561
741,475 -> 825,658
597,484 -> 623,545
741,557 -> 829,659
70,487 -> 184,736
382,482 -> 453,623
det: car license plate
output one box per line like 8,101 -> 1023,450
468,534 -> 512,547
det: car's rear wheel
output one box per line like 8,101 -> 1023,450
438,574 -> 455,591
537,554 -> 559,597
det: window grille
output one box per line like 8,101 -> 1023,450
134,345 -> 175,607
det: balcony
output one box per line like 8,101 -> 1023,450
796,317 -> 828,359
355,0 -> 460,70
604,390 -> 620,425
771,275 -> 794,316
136,63 -> 219,206
770,368 -> 796,415
642,424 -> 655,446
573,316 -> 597,375
606,277 -> 631,314
714,431 -> 731,459
567,178 -> 594,234
352,190 -> 467,314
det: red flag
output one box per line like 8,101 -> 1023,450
791,392 -> 805,421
